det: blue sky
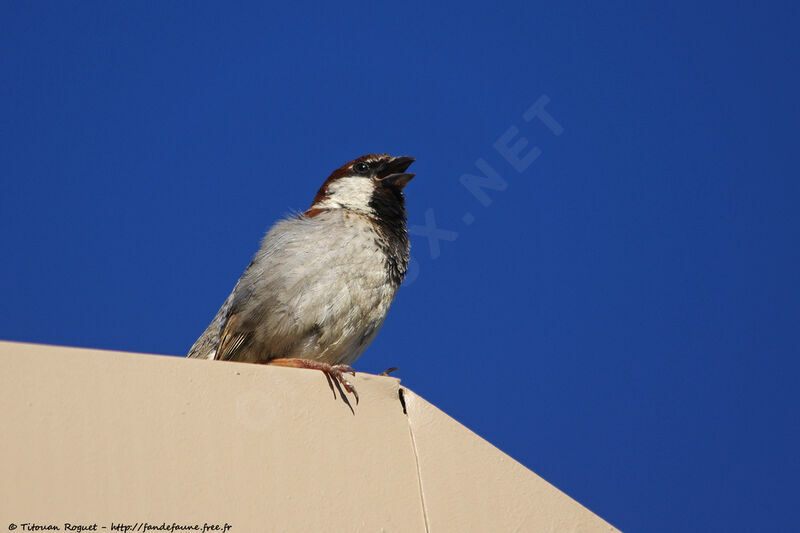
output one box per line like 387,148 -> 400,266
2,2 -> 798,531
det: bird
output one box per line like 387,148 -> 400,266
187,154 -> 416,403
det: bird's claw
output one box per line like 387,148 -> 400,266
265,358 -> 359,407
332,364 -> 356,377
327,365 -> 359,404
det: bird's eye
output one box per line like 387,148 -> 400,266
354,162 -> 370,174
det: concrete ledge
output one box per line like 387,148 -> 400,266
0,341 -> 618,532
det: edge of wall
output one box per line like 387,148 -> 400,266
0,341 -> 618,532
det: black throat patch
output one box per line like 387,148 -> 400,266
368,185 -> 410,287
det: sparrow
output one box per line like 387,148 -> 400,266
187,154 -> 416,403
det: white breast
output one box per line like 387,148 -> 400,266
239,210 -> 398,365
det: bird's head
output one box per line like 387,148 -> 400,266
306,154 -> 415,218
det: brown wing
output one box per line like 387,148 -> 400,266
215,311 -> 252,361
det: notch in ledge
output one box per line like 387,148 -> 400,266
398,387 -> 408,415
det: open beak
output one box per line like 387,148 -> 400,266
380,156 -> 415,189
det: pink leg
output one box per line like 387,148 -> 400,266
267,358 -> 359,404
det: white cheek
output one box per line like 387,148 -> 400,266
317,177 -> 374,212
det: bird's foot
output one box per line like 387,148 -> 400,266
267,358 -> 359,404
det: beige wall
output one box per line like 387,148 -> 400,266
0,341 -> 618,532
